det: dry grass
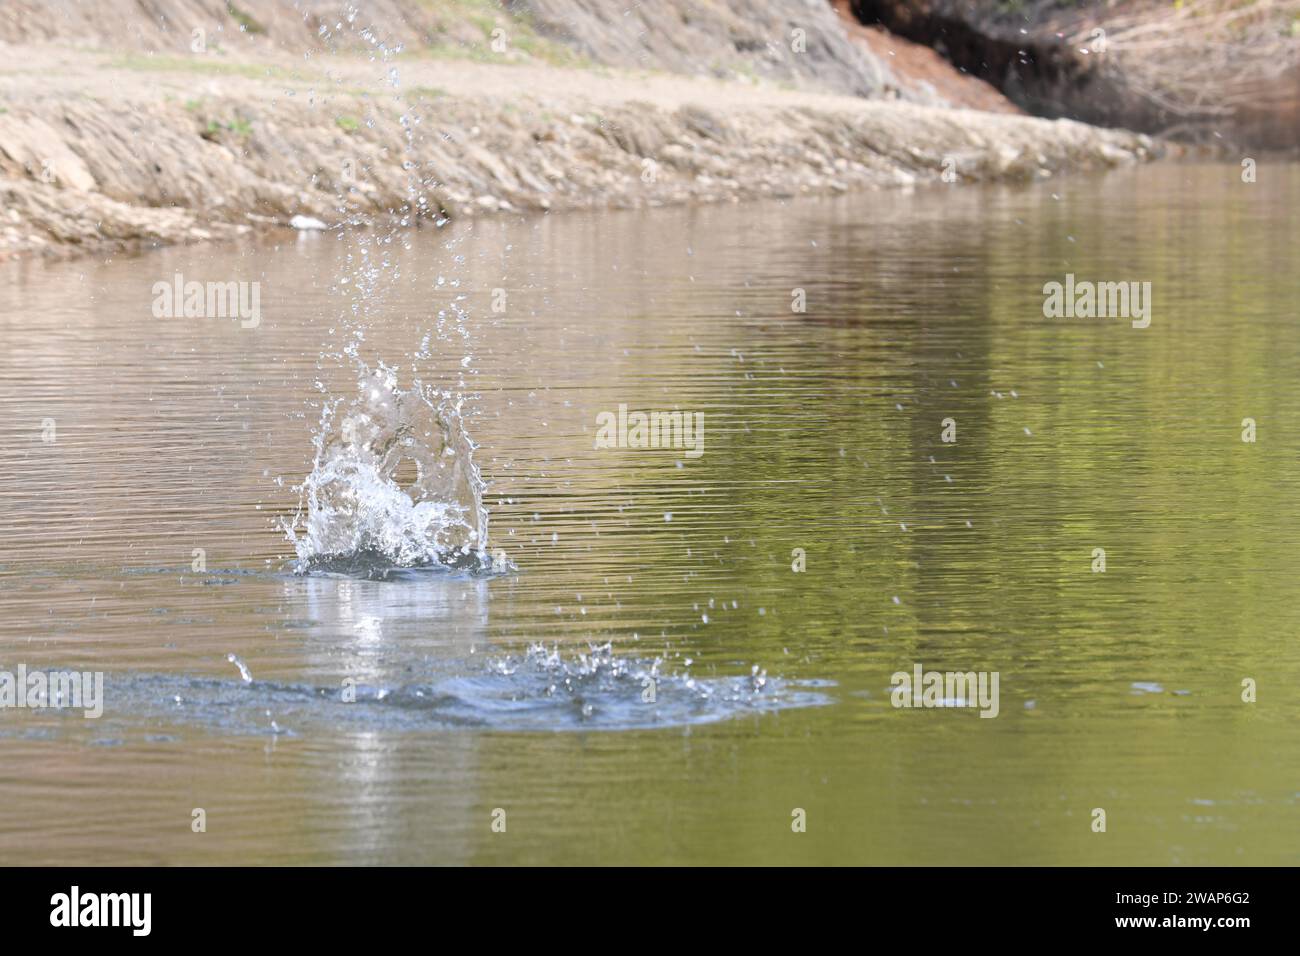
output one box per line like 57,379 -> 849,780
1070,0 -> 1300,129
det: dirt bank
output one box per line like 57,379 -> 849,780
0,2 -> 1157,260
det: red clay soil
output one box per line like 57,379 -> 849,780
831,0 -> 1021,113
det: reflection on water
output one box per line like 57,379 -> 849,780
1,163 -> 1298,864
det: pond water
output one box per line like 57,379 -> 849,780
1,162 -> 1297,864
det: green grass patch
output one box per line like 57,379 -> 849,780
405,85 -> 448,101
204,115 -> 253,138
111,54 -> 304,83
227,4 -> 266,35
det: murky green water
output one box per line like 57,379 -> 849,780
1,163 -> 1297,864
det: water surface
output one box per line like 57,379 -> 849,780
1,162 -> 1297,864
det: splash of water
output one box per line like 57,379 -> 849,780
287,367 -> 488,573
284,45 -> 490,576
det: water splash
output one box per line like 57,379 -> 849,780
226,653 -> 253,683
283,43 -> 489,576
287,367 -> 489,574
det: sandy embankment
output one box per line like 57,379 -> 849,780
0,42 -> 1155,260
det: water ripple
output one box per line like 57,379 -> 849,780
87,644 -> 834,734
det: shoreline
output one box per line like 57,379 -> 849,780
0,44 -> 1160,262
